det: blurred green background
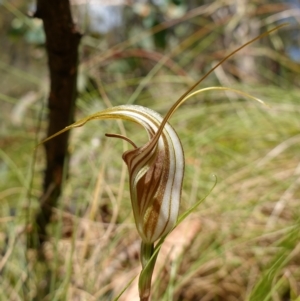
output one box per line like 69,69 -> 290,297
1,1 -> 300,300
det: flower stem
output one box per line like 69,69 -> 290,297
139,242 -> 156,301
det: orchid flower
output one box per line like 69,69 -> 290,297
39,24 -> 285,301
39,87 -> 263,301
40,88 -> 263,243
66,105 -> 185,245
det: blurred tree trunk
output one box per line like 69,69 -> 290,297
33,0 -> 81,246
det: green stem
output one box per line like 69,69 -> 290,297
139,242 -> 155,301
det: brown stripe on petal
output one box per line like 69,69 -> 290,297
143,196 -> 162,241
152,158 -> 171,240
137,147 -> 165,216
138,135 -> 171,242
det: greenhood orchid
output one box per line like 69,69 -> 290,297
89,105 -> 184,244
40,87 -> 263,243
39,24 -> 285,301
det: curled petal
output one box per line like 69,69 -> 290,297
40,104 -> 184,243
91,105 -> 184,243
119,106 -> 184,243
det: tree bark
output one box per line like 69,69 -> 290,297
34,0 -> 81,245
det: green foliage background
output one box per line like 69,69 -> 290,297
0,0 -> 300,300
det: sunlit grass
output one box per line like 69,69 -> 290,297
2,86 -> 300,301
1,1 -> 300,300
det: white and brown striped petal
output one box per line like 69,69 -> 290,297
96,105 -> 184,243
41,104 -> 184,243
118,106 -> 184,243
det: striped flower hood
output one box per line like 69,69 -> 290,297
115,105 -> 184,243
41,104 -> 184,243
